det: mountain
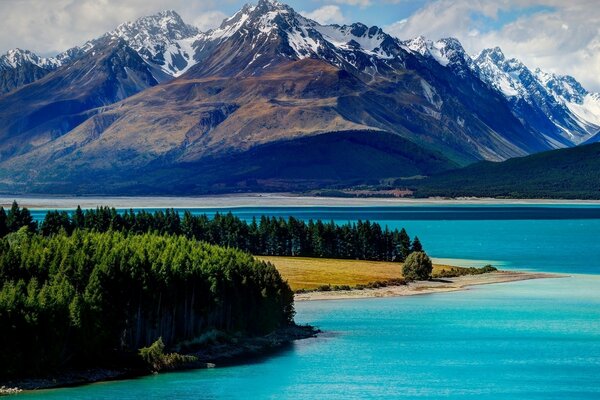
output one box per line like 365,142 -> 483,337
0,37 -> 159,162
405,40 -> 600,148
105,10 -> 200,77
0,0 -> 598,195
0,9 -> 199,95
473,47 -> 600,145
409,142 -> 600,199
0,49 -> 60,94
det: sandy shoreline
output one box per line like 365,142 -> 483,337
294,271 -> 563,301
2,194 -> 600,209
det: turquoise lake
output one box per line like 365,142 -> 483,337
22,205 -> 600,399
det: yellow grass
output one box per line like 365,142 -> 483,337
257,256 -> 463,291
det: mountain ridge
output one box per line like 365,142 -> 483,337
0,0 -> 598,195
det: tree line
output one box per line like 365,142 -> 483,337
0,228 -> 293,377
1,202 -> 424,262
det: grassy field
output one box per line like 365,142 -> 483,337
257,256 -> 465,291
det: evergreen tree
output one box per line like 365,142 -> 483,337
6,201 -> 36,233
399,228 -> 411,260
0,206 -> 7,237
0,230 -> 295,377
411,236 -> 423,253
73,206 -> 85,229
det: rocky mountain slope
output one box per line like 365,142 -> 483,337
0,0 -> 598,194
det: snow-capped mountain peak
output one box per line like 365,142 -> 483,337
111,10 -> 198,43
534,68 -> 588,104
403,36 -> 472,71
189,0 -> 406,76
0,48 -> 60,70
473,45 -> 600,143
102,10 -> 200,77
475,46 -> 506,64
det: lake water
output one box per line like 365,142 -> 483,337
20,205 -> 600,399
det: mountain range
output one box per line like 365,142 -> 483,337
0,0 -> 598,195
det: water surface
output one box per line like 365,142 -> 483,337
18,204 -> 600,399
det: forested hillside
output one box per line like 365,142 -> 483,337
410,142 -> 600,199
0,229 -> 294,377
0,202 -> 425,378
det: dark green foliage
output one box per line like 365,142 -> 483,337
0,207 -> 7,237
410,142 -> 600,199
433,264 -> 497,278
40,210 -> 73,236
300,278 -> 407,294
6,201 -> 36,233
411,236 -> 423,253
22,205 -> 422,262
402,252 -> 433,281
0,230 -> 293,378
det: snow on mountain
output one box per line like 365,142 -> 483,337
533,68 -> 600,129
2,0 -> 598,149
186,0 -> 408,78
400,34 -> 600,145
1,9 -> 201,85
534,68 -> 587,103
106,10 -> 199,76
314,24 -> 393,59
0,48 -> 60,71
403,36 -> 474,73
0,49 -> 62,94
473,47 -> 599,143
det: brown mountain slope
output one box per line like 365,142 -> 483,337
0,38 -> 159,162
0,58 -> 463,193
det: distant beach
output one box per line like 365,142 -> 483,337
294,271 -> 563,301
2,194 -> 600,209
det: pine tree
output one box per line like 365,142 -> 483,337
73,206 -> 85,229
411,236 -> 423,253
0,207 -> 7,237
399,228 -> 411,260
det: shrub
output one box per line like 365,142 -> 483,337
403,252 -> 433,281
139,337 -> 197,372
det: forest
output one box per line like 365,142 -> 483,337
0,202 -> 424,378
2,202 -> 423,261
0,228 -> 294,377
408,142 -> 600,199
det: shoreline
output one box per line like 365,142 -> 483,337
0,271 -> 565,394
3,194 -> 600,209
294,271 -> 563,301
0,325 -> 318,394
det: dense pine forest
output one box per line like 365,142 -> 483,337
3,203 -> 423,261
0,202 -> 424,378
0,229 -> 294,377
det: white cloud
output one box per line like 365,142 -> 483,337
330,0 -> 372,7
386,0 -> 600,91
193,10 -> 229,31
301,5 -> 347,25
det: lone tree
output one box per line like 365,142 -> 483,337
403,251 -> 433,281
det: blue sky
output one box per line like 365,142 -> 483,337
1,0 -> 599,91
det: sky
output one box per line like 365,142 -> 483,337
1,0 -> 599,91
